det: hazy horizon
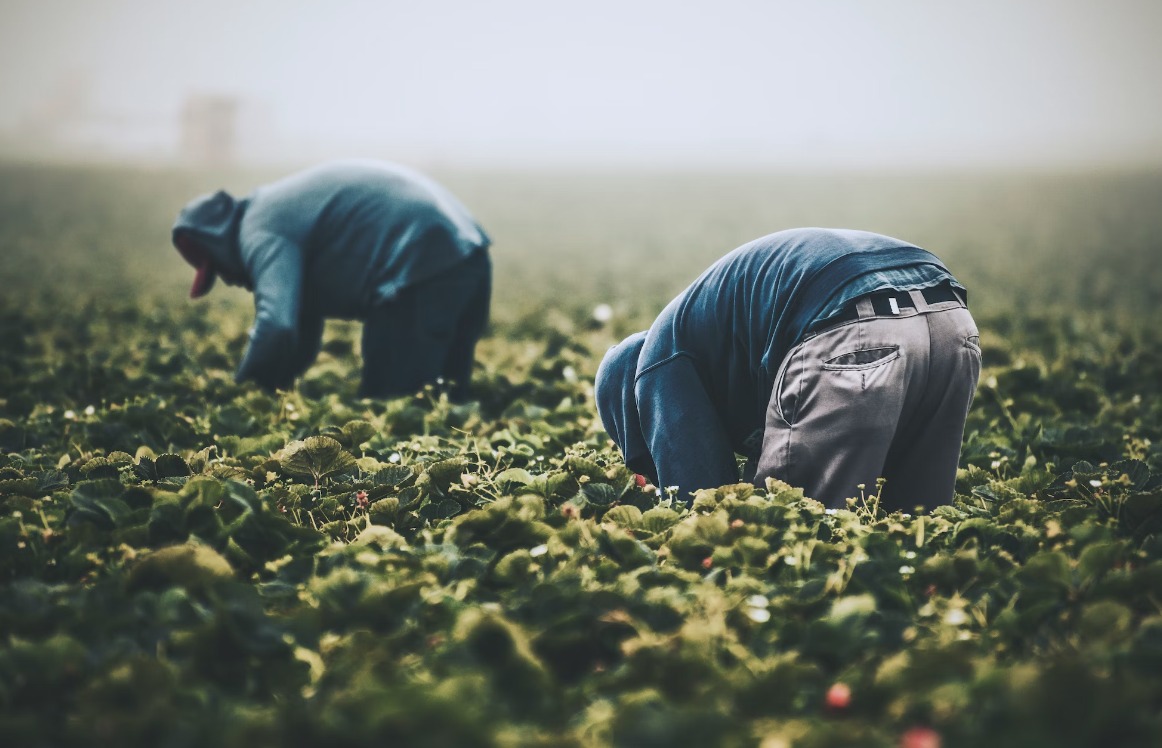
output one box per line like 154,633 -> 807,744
2,0 -> 1161,169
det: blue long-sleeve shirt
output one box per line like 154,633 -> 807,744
172,160 -> 490,391
595,228 -> 960,497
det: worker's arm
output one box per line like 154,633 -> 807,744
635,354 -> 739,503
235,232 -> 305,392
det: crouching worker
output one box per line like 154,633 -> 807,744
595,228 -> 981,510
171,159 -> 491,400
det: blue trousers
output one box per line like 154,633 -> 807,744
358,250 -> 491,401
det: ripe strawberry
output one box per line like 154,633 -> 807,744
634,473 -> 647,488
900,727 -> 941,748
825,682 -> 852,711
701,556 -> 714,569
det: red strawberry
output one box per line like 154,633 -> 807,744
900,727 -> 941,748
701,556 -> 713,569
634,473 -> 647,488
825,682 -> 852,711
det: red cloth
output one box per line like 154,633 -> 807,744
174,234 -> 215,298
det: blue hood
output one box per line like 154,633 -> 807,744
594,331 -> 657,483
171,190 -> 250,290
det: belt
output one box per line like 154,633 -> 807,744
820,282 -> 963,328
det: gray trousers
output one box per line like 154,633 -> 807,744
755,288 -> 981,510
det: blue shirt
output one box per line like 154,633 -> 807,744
172,160 -> 490,390
595,228 -> 959,496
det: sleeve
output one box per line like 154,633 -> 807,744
635,355 -> 739,503
235,232 -> 305,391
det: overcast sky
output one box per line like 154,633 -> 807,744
2,0 -> 1160,166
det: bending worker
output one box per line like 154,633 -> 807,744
171,159 -> 491,400
595,228 -> 981,510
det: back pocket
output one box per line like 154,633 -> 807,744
822,346 -> 899,370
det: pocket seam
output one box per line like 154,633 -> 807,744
771,342 -> 802,424
821,348 -> 901,371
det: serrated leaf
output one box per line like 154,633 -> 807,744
581,482 -> 618,506
603,505 -> 642,529
494,467 -> 535,489
419,458 -> 470,494
340,420 -> 377,448
68,479 -> 132,529
279,436 -> 357,482
36,469 -> 69,492
640,506 -> 681,534
156,453 -> 193,479
372,465 -> 415,488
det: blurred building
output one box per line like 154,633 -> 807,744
181,94 -> 239,166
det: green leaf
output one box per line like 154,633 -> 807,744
127,540 -> 235,591
156,453 -> 193,479
640,506 -> 681,534
279,436 -> 357,482
340,420 -> 377,448
372,465 -> 415,488
495,467 -> 536,489
603,505 -> 643,529
68,479 -> 131,529
581,483 -> 618,506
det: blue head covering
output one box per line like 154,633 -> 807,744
171,189 -> 250,292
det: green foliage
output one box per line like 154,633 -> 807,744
2,165 -> 1162,746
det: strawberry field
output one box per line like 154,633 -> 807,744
2,164 -> 1161,747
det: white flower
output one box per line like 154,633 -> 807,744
1088,479 -> 1102,488
84,405 -> 95,416
944,608 -> 968,626
746,607 -> 772,623
592,303 -> 613,323
898,565 -> 915,575
746,594 -> 769,608
904,551 -> 917,559
824,508 -> 837,516
783,555 -> 799,566
389,452 -> 401,464
529,544 -> 549,557
562,365 -> 578,383
63,410 -> 76,420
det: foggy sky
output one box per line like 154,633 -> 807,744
2,0 -> 1161,166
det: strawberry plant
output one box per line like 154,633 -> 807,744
1,164 -> 1161,747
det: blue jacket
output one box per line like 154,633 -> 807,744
172,160 -> 490,390
595,228 -> 958,496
